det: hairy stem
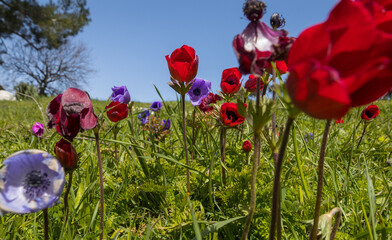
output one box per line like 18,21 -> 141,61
181,94 -> 191,194
43,208 -> 49,240
242,133 -> 261,240
242,76 -> 262,239
269,117 -> 294,240
94,131 -> 105,240
309,120 -> 332,240
63,171 -> 73,225
330,207 -> 342,240
356,121 -> 368,150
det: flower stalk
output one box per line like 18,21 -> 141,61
242,76 -> 262,239
94,129 -> 105,240
220,126 -> 227,186
269,117 -> 294,240
43,208 -> 49,240
181,94 -> 191,194
309,120 -> 332,240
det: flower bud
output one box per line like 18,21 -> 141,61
243,0 -> 266,22
270,13 -> 285,29
242,140 -> 252,153
54,139 -> 78,171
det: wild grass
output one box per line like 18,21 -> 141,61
0,96 -> 391,239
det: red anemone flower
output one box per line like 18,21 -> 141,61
361,105 -> 380,120
286,0 -> 392,119
244,74 -> 264,93
165,45 -> 199,83
220,102 -> 246,127
106,101 -> 129,122
220,68 -> 242,95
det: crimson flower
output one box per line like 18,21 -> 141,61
335,118 -> 344,124
242,140 -> 252,153
220,68 -> 242,95
220,102 -> 246,127
54,139 -> 79,171
361,105 -> 379,120
165,45 -> 199,83
265,60 -> 288,75
106,101 -> 129,122
199,92 -> 221,112
244,74 -> 264,93
286,0 -> 392,119
47,88 -> 97,141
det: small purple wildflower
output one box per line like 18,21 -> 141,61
150,101 -> 163,112
110,86 -> 131,104
32,122 -> 44,137
0,150 -> 65,215
304,133 -> 313,142
138,109 -> 150,124
162,119 -> 171,131
187,78 -> 211,106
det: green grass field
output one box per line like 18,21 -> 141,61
0,97 -> 391,239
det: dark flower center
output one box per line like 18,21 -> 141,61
193,88 -> 201,96
226,77 -> 237,85
365,111 -> 374,118
24,170 -> 51,201
226,110 -> 239,122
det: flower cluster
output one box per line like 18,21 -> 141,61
141,116 -> 171,141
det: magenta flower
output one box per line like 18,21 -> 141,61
32,122 -> 44,137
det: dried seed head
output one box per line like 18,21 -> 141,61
243,0 -> 266,22
270,13 -> 286,29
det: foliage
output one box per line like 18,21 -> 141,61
0,96 -> 391,239
13,81 -> 38,100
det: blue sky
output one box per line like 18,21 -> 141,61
76,0 -> 339,103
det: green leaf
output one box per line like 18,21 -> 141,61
192,216 -> 246,240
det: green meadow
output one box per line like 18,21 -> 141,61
0,97 -> 391,239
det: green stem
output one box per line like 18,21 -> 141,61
241,133 -> 261,240
269,117 -> 294,240
114,132 -> 118,162
220,127 -> 227,186
242,75 -> 262,239
356,121 -> 368,150
181,94 -> 191,194
94,131 -> 105,240
292,124 -> 310,198
309,120 -> 332,240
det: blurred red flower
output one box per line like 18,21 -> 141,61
220,102 -> 246,127
286,0 -> 392,119
361,104 -> 379,120
199,92 -> 221,112
165,45 -> 199,83
242,140 -> 252,153
106,101 -> 129,122
220,68 -> 242,95
335,118 -> 344,124
244,74 -> 264,92
265,60 -> 288,75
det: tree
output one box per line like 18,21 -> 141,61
0,0 -> 90,62
2,40 -> 92,95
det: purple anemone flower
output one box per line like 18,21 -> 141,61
138,109 -> 150,124
0,150 -> 65,215
110,86 -> 131,104
187,78 -> 211,106
150,101 -> 163,112
304,133 -> 313,142
162,119 -> 171,131
32,122 -> 44,137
